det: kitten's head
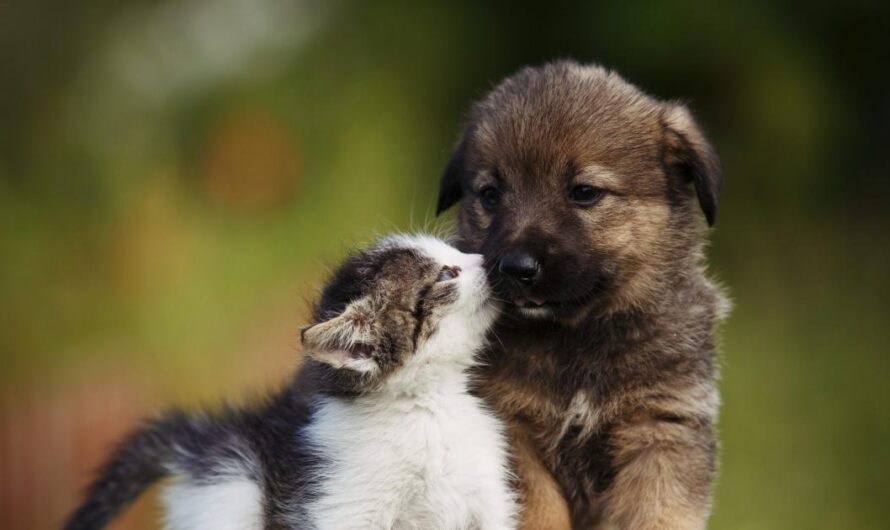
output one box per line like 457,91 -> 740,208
300,234 -> 496,394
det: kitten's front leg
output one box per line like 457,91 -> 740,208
470,463 -> 518,530
308,491 -> 402,530
474,477 -> 519,530
469,434 -> 521,530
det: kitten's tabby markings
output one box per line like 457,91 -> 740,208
64,235 -> 516,530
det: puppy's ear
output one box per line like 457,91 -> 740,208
300,299 -> 377,373
662,103 -> 722,226
436,134 -> 470,216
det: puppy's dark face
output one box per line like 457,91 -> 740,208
437,62 -> 721,321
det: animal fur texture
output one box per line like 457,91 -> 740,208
63,235 -> 517,530
437,60 -> 730,529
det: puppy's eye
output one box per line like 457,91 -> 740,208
436,266 -> 460,282
478,186 -> 501,212
568,185 -> 606,206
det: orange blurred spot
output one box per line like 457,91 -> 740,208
199,109 -> 303,210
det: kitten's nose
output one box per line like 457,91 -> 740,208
498,252 -> 541,286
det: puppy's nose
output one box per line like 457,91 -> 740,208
498,252 -> 541,285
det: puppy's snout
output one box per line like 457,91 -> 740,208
498,252 -> 541,286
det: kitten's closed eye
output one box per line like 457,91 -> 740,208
436,266 -> 460,282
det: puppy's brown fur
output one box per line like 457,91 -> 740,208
438,61 -> 729,529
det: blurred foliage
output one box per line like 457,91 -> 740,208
1,0 -> 889,529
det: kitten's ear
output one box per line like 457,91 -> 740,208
300,300 -> 377,373
662,103 -> 722,226
436,133 -> 470,216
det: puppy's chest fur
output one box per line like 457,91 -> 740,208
301,385 -> 514,529
477,298 -> 721,508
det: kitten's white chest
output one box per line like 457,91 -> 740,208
302,390 -> 516,530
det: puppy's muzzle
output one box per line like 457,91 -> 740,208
498,252 -> 541,286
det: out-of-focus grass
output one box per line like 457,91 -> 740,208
712,223 -> 890,529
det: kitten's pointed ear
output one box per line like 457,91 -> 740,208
300,301 -> 377,373
436,133 -> 470,216
663,103 -> 722,226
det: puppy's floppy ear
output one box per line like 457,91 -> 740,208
662,103 -> 722,226
300,299 -> 377,373
436,132 -> 470,216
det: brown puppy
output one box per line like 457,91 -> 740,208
437,61 -> 729,529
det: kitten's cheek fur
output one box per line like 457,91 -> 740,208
459,264 -> 492,314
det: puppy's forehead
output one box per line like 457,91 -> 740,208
469,63 -> 665,183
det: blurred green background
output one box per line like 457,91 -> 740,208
1,0 -> 888,528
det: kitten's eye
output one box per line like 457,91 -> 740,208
436,266 -> 460,282
568,185 -> 606,206
478,186 -> 501,212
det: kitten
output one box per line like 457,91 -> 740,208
63,234 -> 517,530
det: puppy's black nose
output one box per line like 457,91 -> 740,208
498,252 -> 541,285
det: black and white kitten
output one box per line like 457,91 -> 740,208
63,235 -> 516,530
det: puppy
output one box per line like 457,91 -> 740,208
437,61 -> 730,529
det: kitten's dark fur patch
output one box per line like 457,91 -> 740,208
62,389 -> 317,530
438,60 -> 729,529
